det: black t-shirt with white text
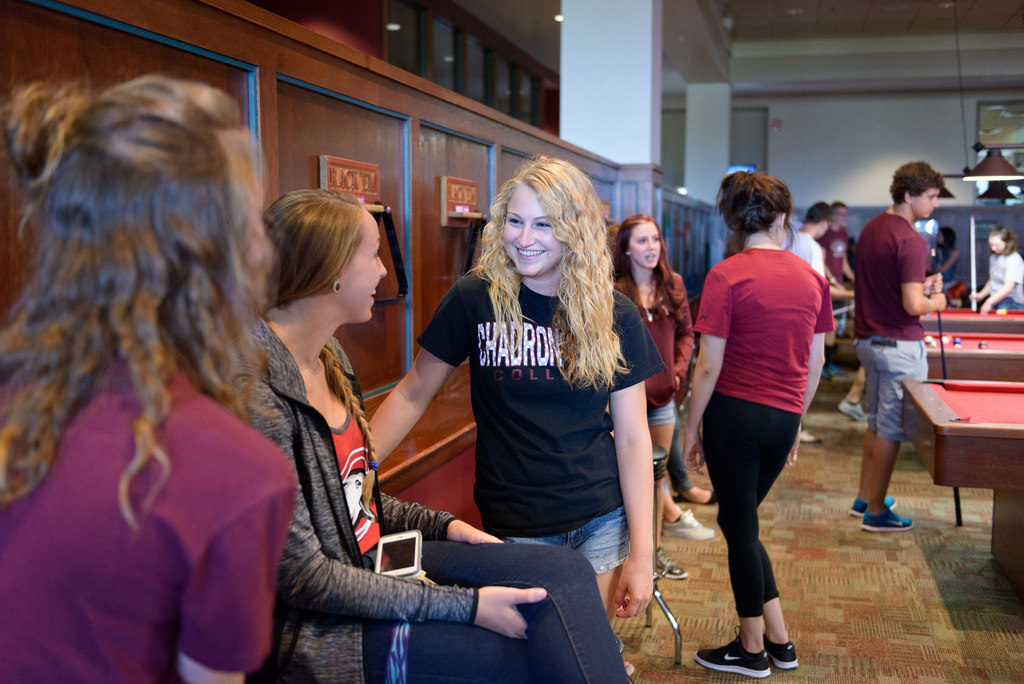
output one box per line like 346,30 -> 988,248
418,274 -> 663,537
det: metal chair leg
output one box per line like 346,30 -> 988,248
647,447 -> 682,664
954,486 -> 963,526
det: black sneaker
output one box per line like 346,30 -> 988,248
695,635 -> 770,678
764,636 -> 798,669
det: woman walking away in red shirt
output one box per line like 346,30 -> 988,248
683,171 -> 831,678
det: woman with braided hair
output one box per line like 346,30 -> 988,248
247,188 -> 629,683
682,171 -> 831,678
0,76 -> 296,683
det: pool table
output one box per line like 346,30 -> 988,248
925,332 -> 1024,382
902,379 -> 1024,602
921,308 -> 1024,335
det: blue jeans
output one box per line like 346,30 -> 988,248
362,542 -> 629,684
990,297 -> 1024,310
665,410 -> 695,493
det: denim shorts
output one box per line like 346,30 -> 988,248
502,506 -> 630,575
646,401 -> 677,427
856,337 -> 927,442
992,298 -> 1024,310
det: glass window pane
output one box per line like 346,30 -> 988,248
466,37 -> 487,103
386,0 -> 419,75
432,16 -> 455,91
494,56 -> 511,116
518,71 -> 533,124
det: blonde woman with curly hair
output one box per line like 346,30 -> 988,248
0,77 -> 295,683
371,156 -> 663,633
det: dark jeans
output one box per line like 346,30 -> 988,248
363,542 -> 629,684
665,410 -> 695,493
702,392 -> 800,618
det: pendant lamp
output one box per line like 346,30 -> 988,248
963,149 -> 1024,182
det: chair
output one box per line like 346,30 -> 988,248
646,443 -> 682,664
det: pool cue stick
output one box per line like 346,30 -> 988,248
970,215 -> 977,312
935,309 -> 963,527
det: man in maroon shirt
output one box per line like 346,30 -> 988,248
818,202 -> 854,378
853,161 -> 947,532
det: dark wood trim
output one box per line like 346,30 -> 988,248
367,363 -> 476,492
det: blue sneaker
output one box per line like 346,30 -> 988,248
850,496 -> 896,517
826,362 -> 848,378
862,506 -> 913,532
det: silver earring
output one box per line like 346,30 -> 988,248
333,281 -> 341,292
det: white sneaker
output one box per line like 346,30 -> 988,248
663,508 -> 715,540
838,400 -> 868,422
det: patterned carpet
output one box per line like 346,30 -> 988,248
619,371 -> 1024,683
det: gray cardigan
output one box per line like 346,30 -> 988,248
246,320 -> 476,683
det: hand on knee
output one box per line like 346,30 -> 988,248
474,586 -> 547,639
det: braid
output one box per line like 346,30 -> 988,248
321,346 -> 378,520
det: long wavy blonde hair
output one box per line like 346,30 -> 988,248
475,155 -> 626,389
262,190 -> 379,515
0,76 -> 269,528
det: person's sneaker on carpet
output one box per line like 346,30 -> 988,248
862,506 -> 913,532
825,362 -> 847,378
655,547 -> 688,580
764,636 -> 798,670
663,507 -> 715,540
838,399 -> 868,422
695,634 -> 770,678
850,495 -> 896,517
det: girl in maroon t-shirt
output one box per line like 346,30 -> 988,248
682,171 -> 831,678
612,214 -> 714,579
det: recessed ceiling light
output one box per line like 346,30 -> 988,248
554,14 -> 564,22
386,23 -> 401,31
677,187 -> 688,195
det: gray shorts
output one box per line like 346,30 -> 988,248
855,337 -> 927,442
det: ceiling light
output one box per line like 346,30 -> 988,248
386,23 -> 401,31
677,187 -> 688,195
963,149 -> 1024,182
784,8 -> 804,16
554,14 -> 563,22
977,181 -> 1019,201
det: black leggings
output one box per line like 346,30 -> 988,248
703,392 -> 801,618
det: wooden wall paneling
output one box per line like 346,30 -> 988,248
498,147 -> 530,187
416,124 -> 493,335
274,78 -> 408,393
256,68 -> 280,204
0,0 -> 254,316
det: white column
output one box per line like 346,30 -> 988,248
683,82 -> 731,205
560,0 -> 662,165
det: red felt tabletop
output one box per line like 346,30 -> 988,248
933,382 -> 1024,425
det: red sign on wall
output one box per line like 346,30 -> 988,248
441,176 -> 483,227
319,156 -> 381,205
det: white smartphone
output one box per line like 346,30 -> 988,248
373,530 -> 422,578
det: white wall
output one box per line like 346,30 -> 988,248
731,89 -> 1022,209
560,0 -> 661,164
684,83 -> 731,204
